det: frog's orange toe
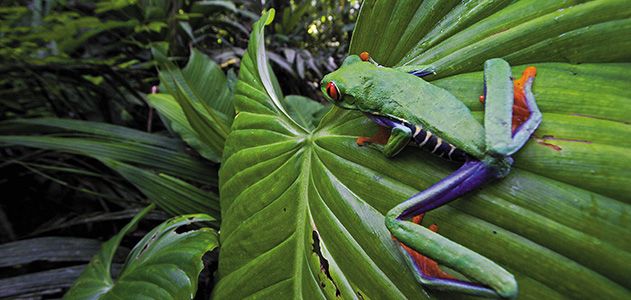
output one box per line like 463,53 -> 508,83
356,136 -> 369,146
360,51 -> 370,62
522,66 -> 537,80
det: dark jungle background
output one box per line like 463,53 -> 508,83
0,1 -> 358,298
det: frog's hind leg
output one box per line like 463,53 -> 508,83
482,59 -> 542,157
385,160 -> 517,298
396,215 -> 457,281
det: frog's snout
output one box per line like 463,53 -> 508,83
319,79 -> 328,94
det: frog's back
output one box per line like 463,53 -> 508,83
363,68 -> 486,158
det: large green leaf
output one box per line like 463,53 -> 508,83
0,118 -> 178,148
64,205 -> 218,299
215,3 -> 630,299
0,135 -> 214,185
284,95 -> 330,130
147,92 -> 222,163
0,119 -> 218,216
155,48 -> 234,163
100,159 -> 220,220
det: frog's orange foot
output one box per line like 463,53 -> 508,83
479,66 -> 537,132
397,214 -> 456,280
356,126 -> 390,146
512,66 -> 536,131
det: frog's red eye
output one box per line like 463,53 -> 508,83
360,51 -> 370,62
326,82 -> 341,101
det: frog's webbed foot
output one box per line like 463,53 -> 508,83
394,215 -> 456,281
483,59 -> 542,157
386,160 -> 518,299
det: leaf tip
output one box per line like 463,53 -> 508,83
263,8 -> 275,25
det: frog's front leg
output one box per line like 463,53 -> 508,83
358,116 -> 412,157
384,124 -> 412,157
385,160 -> 517,299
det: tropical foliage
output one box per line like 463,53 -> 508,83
1,0 -> 629,299
65,205 -> 218,300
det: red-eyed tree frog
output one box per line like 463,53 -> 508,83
320,52 -> 541,299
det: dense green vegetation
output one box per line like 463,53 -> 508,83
1,1 -> 630,299
0,1 -> 357,298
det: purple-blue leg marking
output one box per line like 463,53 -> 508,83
398,159 -> 498,219
387,159 -> 504,296
406,256 -> 498,296
409,69 -> 436,78
365,113 -> 401,128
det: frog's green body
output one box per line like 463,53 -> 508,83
321,54 -> 542,299
326,55 -> 486,158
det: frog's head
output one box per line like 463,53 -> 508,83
320,52 -> 383,112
